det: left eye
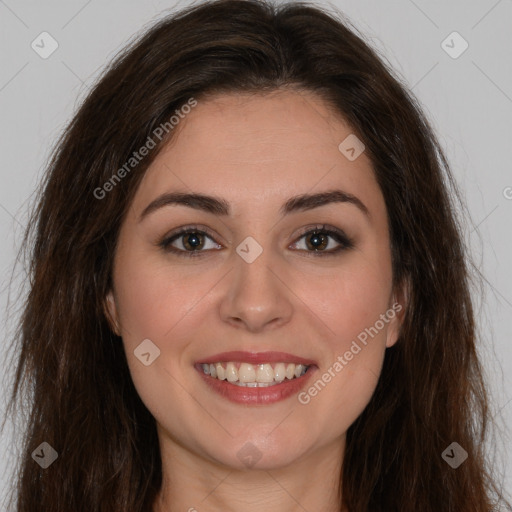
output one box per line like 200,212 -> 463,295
290,227 -> 354,254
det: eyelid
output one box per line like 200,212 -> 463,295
161,224 -> 220,243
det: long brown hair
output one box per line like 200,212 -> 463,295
3,0 -> 510,510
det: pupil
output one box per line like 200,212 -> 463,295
185,233 -> 203,250
309,233 -> 327,250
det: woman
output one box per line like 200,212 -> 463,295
3,0 -> 510,510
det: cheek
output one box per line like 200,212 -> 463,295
295,252 -> 393,414
301,256 -> 393,348
113,254 -> 211,345
112,257 -> 203,421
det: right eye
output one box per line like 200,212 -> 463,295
158,227 -> 223,257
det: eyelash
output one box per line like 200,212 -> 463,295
157,224 -> 354,258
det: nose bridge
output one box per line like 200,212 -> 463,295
219,237 -> 293,332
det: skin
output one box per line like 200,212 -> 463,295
106,89 -> 406,512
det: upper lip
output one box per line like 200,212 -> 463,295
197,351 -> 317,366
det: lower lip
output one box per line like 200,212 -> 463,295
195,365 -> 317,405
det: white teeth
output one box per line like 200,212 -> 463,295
200,361 -> 309,384
294,364 -> 305,378
239,363 -> 256,383
274,362 -> 286,382
233,381 -> 276,387
256,363 -> 275,383
215,363 -> 226,380
285,363 -> 295,380
226,362 -> 238,382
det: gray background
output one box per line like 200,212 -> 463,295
1,0 -> 511,508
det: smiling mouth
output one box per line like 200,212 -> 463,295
198,361 -> 311,387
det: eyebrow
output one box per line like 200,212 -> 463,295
139,189 -> 370,221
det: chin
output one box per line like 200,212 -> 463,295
208,431 -> 314,471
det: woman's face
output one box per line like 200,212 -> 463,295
107,89 -> 403,471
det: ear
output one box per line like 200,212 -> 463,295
104,290 -> 121,336
385,278 -> 409,348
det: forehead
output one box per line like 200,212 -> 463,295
131,89 -> 384,218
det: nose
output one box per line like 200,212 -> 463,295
219,247 -> 294,333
